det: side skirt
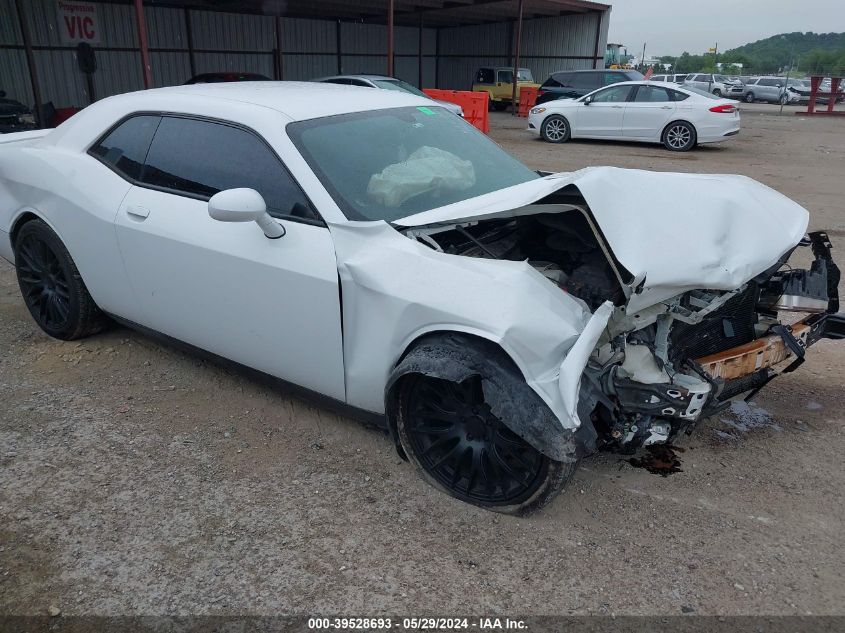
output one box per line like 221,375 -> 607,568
106,313 -> 389,431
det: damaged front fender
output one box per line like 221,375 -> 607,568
328,220 -> 606,455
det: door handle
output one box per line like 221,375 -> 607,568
611,105 -> 623,108
125,204 -> 150,219
660,105 -> 672,109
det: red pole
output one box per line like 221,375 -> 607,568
387,0 -> 395,76
134,0 -> 153,89
511,0 -> 524,115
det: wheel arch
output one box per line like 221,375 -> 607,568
384,329 -> 581,463
8,209 -> 60,263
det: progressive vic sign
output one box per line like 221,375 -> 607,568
57,1 -> 100,45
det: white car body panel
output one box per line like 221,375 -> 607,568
115,185 -> 346,400
396,167 -> 809,314
0,82 -> 809,436
528,81 -> 741,145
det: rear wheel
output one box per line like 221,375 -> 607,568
14,219 -> 107,340
491,101 -> 508,111
396,373 -> 573,515
540,114 -> 571,143
662,121 -> 696,152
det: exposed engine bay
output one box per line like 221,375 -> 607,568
402,193 -> 845,455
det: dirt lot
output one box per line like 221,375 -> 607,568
2,102 -> 845,617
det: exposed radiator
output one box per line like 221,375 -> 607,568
669,284 -> 759,364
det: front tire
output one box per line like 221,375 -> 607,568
744,92 -> 755,103
712,89 -> 722,97
540,114 -> 571,143
662,121 -> 697,152
14,219 -> 107,340
395,370 -> 574,515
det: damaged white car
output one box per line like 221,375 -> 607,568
1,83 -> 843,515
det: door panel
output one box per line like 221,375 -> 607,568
623,85 -> 677,140
115,186 -> 346,401
576,84 -> 633,137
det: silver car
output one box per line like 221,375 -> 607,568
683,73 -> 744,98
313,74 -> 464,117
743,77 -> 797,104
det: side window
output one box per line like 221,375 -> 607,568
141,117 -> 317,220
497,70 -> 513,84
633,85 -> 672,102
325,78 -> 352,85
603,72 -> 626,86
542,75 -> 563,88
590,84 -> 633,103
89,115 -> 160,180
476,68 -> 494,83
571,72 -> 600,89
670,90 -> 690,101
555,73 -> 574,87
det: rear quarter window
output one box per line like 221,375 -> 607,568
89,115 -> 160,181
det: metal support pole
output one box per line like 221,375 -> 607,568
387,0 -> 395,77
184,8 -> 196,77
510,0 -> 524,116
275,15 -> 284,80
134,0 -> 153,89
592,11 -> 602,69
14,0 -> 42,125
336,20 -> 342,74
434,28 -> 440,88
418,12 -> 423,88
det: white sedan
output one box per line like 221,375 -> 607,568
1,82 -> 842,515
528,80 -> 741,151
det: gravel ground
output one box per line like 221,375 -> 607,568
1,102 -> 844,617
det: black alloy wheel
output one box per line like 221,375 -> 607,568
16,232 -> 72,332
14,219 -> 107,340
401,375 -> 549,506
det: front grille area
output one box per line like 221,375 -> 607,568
669,284 -> 758,364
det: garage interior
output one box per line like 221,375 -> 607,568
1,0 -> 609,124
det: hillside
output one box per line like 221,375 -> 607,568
720,32 -> 845,74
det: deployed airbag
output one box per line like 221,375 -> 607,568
367,146 -> 475,207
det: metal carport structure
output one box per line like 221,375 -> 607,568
2,0 -> 610,125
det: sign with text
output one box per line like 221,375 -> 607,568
57,1 -> 100,45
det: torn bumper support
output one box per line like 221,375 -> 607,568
695,311 -> 845,402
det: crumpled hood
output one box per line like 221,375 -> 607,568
395,166 -> 809,312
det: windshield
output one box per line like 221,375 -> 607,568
288,106 -> 539,222
714,75 -> 729,82
373,79 -> 428,98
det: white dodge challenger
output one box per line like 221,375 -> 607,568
1,82 -> 842,514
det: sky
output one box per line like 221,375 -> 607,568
606,0 -> 845,58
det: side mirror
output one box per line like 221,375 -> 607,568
583,95 -> 593,105
208,188 -> 285,239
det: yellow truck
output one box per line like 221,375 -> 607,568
472,67 -> 539,110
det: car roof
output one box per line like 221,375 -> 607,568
87,81 -> 433,123
317,74 -> 396,81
